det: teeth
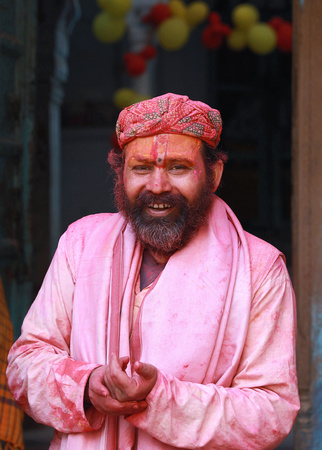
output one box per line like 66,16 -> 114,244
150,203 -> 171,209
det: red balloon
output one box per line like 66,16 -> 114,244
124,53 -> 147,76
201,11 -> 231,50
140,45 -> 157,60
209,12 -> 222,26
143,3 -> 171,26
268,16 -> 285,31
216,23 -> 231,36
202,26 -> 223,50
276,23 -> 292,52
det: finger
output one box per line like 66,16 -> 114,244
89,368 -> 109,397
134,361 -> 157,380
89,376 -> 109,397
123,401 -> 148,417
103,366 -> 129,399
106,396 -> 146,410
103,371 -> 118,399
118,356 -> 130,371
109,356 -> 132,389
110,353 -> 125,376
90,384 -> 109,397
97,396 -> 147,416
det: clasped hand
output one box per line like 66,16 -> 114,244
86,353 -> 157,417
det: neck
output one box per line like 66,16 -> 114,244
147,249 -> 173,264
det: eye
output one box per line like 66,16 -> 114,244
132,165 -> 152,173
169,164 -> 190,174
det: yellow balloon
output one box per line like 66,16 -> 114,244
232,3 -> 259,30
247,23 -> 277,54
157,17 -> 190,51
227,29 -> 248,51
113,88 -> 136,109
186,1 -> 209,28
92,11 -> 126,43
97,0 -> 132,17
169,0 -> 187,20
130,93 -> 151,105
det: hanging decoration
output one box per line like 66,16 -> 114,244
169,0 -> 187,20
92,0 -> 132,43
123,52 -> 147,77
154,0 -> 211,51
231,3 -> 259,30
186,1 -> 210,29
97,0 -> 132,17
92,11 -> 127,43
247,23 -> 277,55
202,12 -> 231,50
227,29 -> 247,51
123,45 -> 157,77
157,17 -> 190,50
92,1 -> 292,55
90,1 -> 292,108
140,44 -> 158,60
113,87 -> 150,109
269,17 -> 292,52
142,3 -> 172,26
229,3 -> 279,55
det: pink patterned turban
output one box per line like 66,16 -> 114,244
116,93 -> 222,150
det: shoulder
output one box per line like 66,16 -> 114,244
245,231 -> 282,264
60,213 -> 124,276
65,213 -> 118,240
244,232 -> 288,294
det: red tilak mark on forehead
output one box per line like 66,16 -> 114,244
151,135 -> 168,167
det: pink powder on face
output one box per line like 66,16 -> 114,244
152,135 -> 169,167
124,134 -> 205,183
193,169 -> 203,179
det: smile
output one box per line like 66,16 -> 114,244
149,203 -> 172,210
146,203 -> 175,217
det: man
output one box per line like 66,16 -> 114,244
7,93 -> 299,449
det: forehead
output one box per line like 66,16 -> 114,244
124,134 -> 203,162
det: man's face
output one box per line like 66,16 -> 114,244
119,133 -> 218,257
124,134 -> 206,214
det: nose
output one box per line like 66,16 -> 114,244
146,168 -> 171,194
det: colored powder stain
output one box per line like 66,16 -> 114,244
156,151 -> 165,167
151,139 -> 158,160
152,135 -> 169,166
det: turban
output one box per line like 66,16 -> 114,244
116,93 -> 222,150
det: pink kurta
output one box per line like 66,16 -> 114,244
7,197 -> 299,449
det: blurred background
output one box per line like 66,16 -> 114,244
1,0 -> 321,448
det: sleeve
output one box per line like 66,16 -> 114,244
127,256 -> 300,449
6,232 -> 105,433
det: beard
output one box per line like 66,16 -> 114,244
115,176 -> 214,258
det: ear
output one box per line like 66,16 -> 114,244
211,160 -> 224,192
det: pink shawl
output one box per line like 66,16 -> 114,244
65,196 -> 252,449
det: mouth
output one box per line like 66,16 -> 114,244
146,202 -> 174,216
149,203 -> 172,210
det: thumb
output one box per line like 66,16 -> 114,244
134,361 -> 157,380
